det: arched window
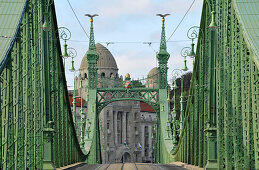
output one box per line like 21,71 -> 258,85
110,73 -> 114,78
101,72 -> 105,78
84,73 -> 87,79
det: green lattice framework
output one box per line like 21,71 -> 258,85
0,0 -> 86,169
84,14 -> 175,164
172,0 -> 259,169
1,0 -> 259,169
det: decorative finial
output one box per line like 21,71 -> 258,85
125,73 -> 130,78
85,14 -> 99,21
156,13 -> 170,53
156,14 -> 170,22
85,14 -> 99,51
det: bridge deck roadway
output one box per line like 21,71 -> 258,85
74,163 -> 187,170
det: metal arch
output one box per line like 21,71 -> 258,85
96,88 -> 160,115
96,98 -> 160,116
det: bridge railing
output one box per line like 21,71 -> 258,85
172,0 -> 259,169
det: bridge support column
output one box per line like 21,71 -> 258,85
43,128 -> 55,170
86,89 -> 102,164
205,7 -> 218,169
205,129 -> 217,170
155,15 -> 172,164
85,15 -> 101,164
157,89 -> 172,164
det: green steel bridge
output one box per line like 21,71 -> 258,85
0,0 -> 258,169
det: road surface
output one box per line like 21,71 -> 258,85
73,163 -> 186,170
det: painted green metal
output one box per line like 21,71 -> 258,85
0,0 -> 258,169
83,14 -> 176,164
0,0 -> 86,169
172,0 -> 259,170
233,0 -> 259,68
84,16 -> 102,164
0,0 -> 26,73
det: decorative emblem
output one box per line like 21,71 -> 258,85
125,80 -> 131,88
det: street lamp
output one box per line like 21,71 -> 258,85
187,26 -> 200,65
68,47 -> 76,72
166,120 -> 172,139
85,119 -> 92,140
58,27 -> 71,68
171,71 -> 179,118
42,12 -> 51,31
172,111 -> 178,149
181,47 -> 191,71
68,47 -> 77,125
41,0 -> 52,31
172,69 -> 184,135
79,73 -> 86,148
205,0 -> 217,30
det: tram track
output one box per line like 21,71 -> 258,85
120,163 -> 138,170
77,163 -> 187,170
120,163 -> 124,170
103,164 -> 111,170
94,164 -> 103,170
134,162 -> 138,170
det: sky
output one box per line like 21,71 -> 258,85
54,0 -> 203,89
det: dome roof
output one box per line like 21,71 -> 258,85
125,73 -> 130,78
146,67 -> 159,88
80,43 -> 118,70
148,67 -> 158,77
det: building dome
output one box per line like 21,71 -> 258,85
146,67 -> 159,88
80,43 -> 118,70
148,67 -> 158,77
125,73 -> 130,78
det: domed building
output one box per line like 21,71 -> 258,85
72,43 -> 157,163
75,43 -> 122,95
146,67 -> 159,88
79,43 -> 119,79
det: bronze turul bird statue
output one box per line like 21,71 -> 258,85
156,14 -> 170,19
85,14 -> 99,19
85,14 -> 99,22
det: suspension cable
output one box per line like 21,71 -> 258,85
167,0 -> 196,41
66,0 -> 90,39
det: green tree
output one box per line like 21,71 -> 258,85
170,72 -> 192,119
131,80 -> 145,88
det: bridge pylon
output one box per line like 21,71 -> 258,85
84,14 -> 102,164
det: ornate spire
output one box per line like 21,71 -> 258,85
156,14 -> 170,60
85,14 -> 98,51
156,14 -> 170,53
160,17 -> 167,52
85,14 -> 99,89
89,18 -> 96,50
156,14 -> 170,89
